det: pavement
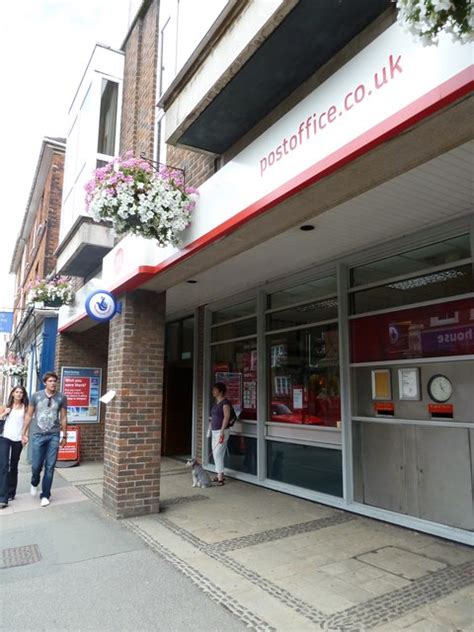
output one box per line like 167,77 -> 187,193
0,460 -> 245,632
1,457 -> 473,631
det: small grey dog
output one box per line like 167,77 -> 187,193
186,458 -> 212,488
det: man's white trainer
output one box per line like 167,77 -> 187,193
40,497 -> 50,507
30,485 -> 38,497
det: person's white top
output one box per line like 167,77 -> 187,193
3,407 -> 25,442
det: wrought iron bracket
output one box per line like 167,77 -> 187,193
139,154 -> 186,185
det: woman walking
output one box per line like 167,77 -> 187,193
0,385 -> 29,508
209,382 -> 232,486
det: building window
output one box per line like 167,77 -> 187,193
211,338 -> 257,421
166,316 -> 194,364
350,234 -> 472,315
97,79 -> 118,156
268,324 -> 340,427
266,276 -> 340,427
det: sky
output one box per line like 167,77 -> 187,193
0,0 -> 136,312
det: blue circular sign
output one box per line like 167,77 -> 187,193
85,290 -> 119,322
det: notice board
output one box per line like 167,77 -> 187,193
61,367 -> 102,423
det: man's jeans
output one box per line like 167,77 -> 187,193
31,433 -> 60,499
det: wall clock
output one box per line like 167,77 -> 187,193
427,374 -> 453,403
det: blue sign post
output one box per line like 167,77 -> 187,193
0,312 -> 13,334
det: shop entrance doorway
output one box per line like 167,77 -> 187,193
162,316 -> 194,457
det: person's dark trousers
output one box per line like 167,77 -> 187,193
0,437 -> 23,503
31,433 -> 60,499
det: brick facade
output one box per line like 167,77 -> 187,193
13,148 -> 65,324
166,145 -> 216,189
103,290 -> 165,519
55,324 -> 109,461
120,0 -> 159,158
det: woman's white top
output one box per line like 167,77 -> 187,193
3,407 -> 25,441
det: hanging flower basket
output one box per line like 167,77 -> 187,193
0,354 -> 28,378
84,152 -> 198,247
27,276 -> 74,307
393,0 -> 473,45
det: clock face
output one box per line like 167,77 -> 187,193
428,375 -> 453,403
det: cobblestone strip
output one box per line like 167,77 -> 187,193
76,484 -> 102,507
65,477 -> 104,485
124,519 -> 275,632
157,513 -> 355,555
161,469 -> 189,478
160,494 -> 209,508
324,560 -> 474,631
213,548 -> 327,626
210,512 -> 356,552
157,516 -> 327,626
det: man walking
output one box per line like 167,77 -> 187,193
22,372 -> 68,507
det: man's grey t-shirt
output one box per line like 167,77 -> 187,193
30,390 -> 67,435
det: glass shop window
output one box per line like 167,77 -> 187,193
351,235 -> 471,287
268,323 -> 341,427
268,276 -> 337,310
350,235 -> 472,315
267,297 -> 338,331
212,299 -> 256,324
211,339 -> 257,421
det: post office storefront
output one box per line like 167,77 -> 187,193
58,22 -> 473,537
200,219 -> 473,545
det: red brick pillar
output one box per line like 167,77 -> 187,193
103,290 -> 165,518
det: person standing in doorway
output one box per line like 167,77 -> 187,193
209,382 -> 232,486
22,372 -> 68,507
0,385 -> 29,508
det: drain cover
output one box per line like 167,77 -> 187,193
1,545 -> 42,569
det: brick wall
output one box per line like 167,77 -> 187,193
166,145 -> 216,189
120,0 -> 159,158
44,152 -> 64,277
55,323 -> 109,461
14,149 -> 65,319
103,290 -> 165,518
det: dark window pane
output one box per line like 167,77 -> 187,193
181,317 -> 194,360
165,322 -> 180,363
267,441 -> 342,497
269,324 -> 341,427
97,79 -> 118,155
351,235 -> 471,287
268,297 -> 338,330
211,339 -> 257,420
212,299 -> 256,324
209,435 -> 257,475
211,317 -> 257,342
96,159 -> 108,168
351,265 -> 473,315
351,297 -> 474,362
269,276 -> 337,310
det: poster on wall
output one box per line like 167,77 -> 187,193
243,380 -> 257,410
60,367 -> 102,423
293,386 -> 304,410
215,371 -> 242,416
